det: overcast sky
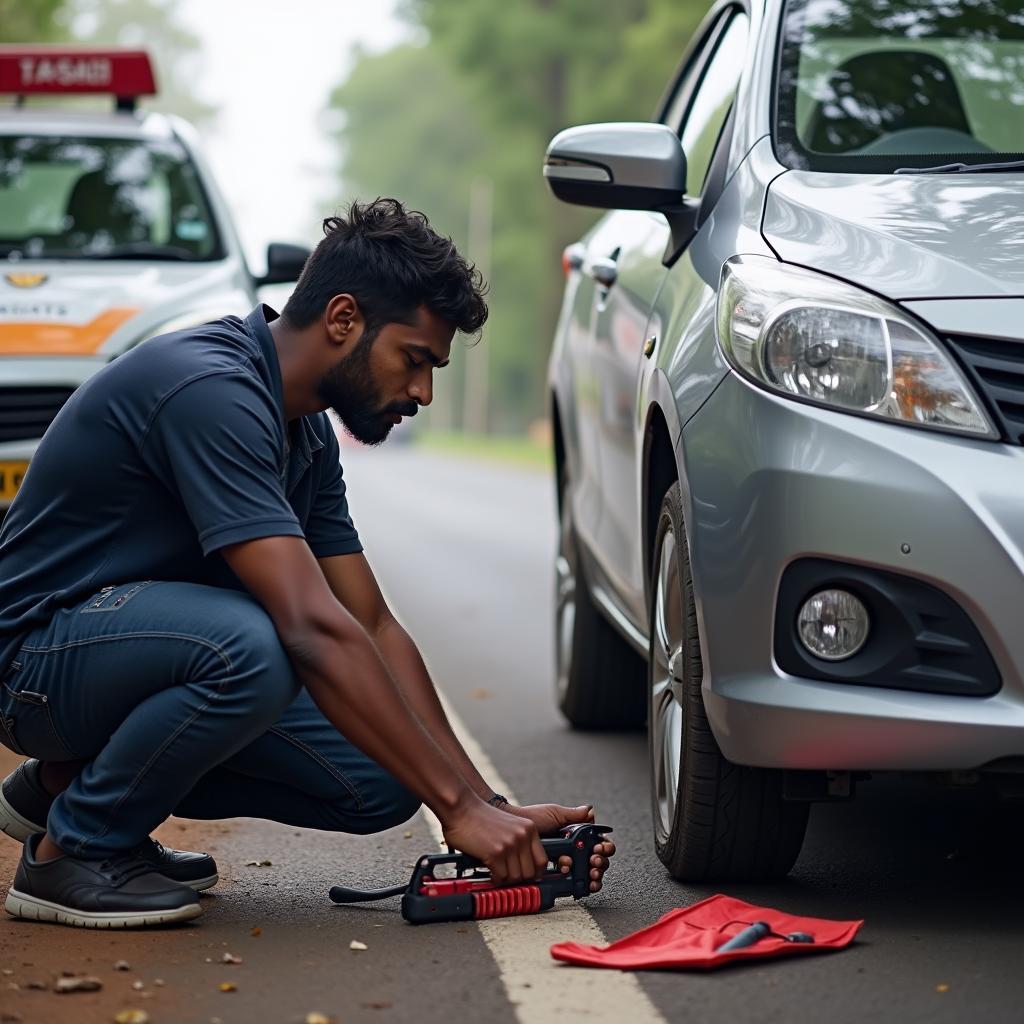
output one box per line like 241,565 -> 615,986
178,0 -> 409,273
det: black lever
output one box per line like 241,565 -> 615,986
328,882 -> 406,904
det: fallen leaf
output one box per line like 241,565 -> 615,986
113,961 -> 131,972
250,927 -> 262,937
55,977 -> 103,993
244,859 -> 273,867
349,940 -> 368,951
936,984 -> 950,993
470,687 -> 493,699
217,982 -> 237,993
221,953 -> 242,965
114,1011 -> 150,1024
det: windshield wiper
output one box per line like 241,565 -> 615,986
895,158 -> 1024,175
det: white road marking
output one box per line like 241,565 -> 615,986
420,689 -> 668,1024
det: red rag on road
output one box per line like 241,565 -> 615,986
550,894 -> 863,970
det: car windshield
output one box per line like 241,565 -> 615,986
775,0 -> 1024,172
0,134 -> 223,260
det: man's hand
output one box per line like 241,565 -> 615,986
501,802 -> 616,893
441,797 -> 548,885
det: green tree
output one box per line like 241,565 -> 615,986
0,0 -> 68,42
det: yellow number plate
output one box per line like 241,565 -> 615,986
0,461 -> 28,501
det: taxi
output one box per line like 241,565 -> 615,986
0,48 -> 308,511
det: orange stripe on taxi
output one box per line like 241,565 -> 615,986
0,307 -> 140,355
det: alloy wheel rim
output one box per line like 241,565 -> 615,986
651,528 -> 684,844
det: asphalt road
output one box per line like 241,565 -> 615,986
2,443 -> 1024,1024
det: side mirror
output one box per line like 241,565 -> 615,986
257,242 -> 310,287
543,122 -> 687,211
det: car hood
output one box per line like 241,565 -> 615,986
762,171 -> 1024,300
0,260 -> 252,360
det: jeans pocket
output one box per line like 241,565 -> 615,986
81,580 -> 155,613
0,672 -> 76,761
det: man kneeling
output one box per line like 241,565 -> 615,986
0,198 -> 613,928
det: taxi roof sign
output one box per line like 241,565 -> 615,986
0,48 -> 156,106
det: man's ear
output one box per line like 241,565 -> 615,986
324,293 -> 366,349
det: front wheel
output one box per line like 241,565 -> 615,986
648,481 -> 809,880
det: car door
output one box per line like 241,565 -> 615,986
588,5 -> 752,630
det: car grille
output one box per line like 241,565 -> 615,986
0,386 -> 77,443
945,332 -> 1024,445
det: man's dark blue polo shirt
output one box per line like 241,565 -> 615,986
0,305 -> 362,677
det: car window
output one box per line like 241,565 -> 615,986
677,14 -> 750,196
776,0 -> 1024,172
660,11 -> 732,135
0,135 -> 224,261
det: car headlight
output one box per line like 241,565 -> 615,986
120,309 -> 230,355
716,256 -> 996,438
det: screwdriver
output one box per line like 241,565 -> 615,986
716,921 -> 815,951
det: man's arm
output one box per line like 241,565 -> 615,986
220,535 -> 547,884
317,552 -> 496,803
318,550 -> 619,891
319,548 -> 618,892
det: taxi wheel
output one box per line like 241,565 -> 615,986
648,481 -> 809,880
555,464 -> 645,730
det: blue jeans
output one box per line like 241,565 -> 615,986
0,581 -> 421,857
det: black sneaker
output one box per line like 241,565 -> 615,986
0,759 -> 219,891
5,833 -> 201,929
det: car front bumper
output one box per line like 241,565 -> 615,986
680,371 -> 1024,772
0,357 -> 104,511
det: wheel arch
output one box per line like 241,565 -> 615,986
551,390 -> 567,520
641,400 -> 680,610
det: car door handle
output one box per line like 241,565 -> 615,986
588,257 -> 618,288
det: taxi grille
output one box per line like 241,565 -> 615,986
945,333 -> 1024,445
0,386 -> 76,443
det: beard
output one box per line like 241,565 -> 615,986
316,332 -> 417,445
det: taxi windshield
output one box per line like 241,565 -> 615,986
0,134 -> 223,260
775,0 -> 1024,172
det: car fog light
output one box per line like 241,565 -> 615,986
797,589 -> 869,661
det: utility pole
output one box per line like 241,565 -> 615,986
463,175 -> 493,435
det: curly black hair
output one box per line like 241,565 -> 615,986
282,197 -> 488,340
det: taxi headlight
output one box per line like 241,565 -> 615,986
123,309 -> 228,354
716,256 -> 995,438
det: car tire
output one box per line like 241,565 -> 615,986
648,481 -> 809,880
555,464 -> 646,730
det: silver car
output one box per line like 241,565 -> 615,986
544,0 -> 1024,880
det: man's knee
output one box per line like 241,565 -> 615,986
345,778 -> 421,835
205,597 -> 300,715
